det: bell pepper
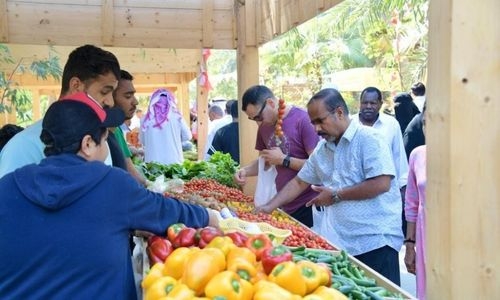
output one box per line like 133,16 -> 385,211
164,282 -> 195,300
201,247 -> 227,271
227,247 -> 257,266
205,236 -> 235,256
227,257 -> 257,282
166,223 -> 186,243
314,262 -> 333,287
226,231 -> 249,247
181,250 -> 221,296
196,226 -> 223,248
253,280 -> 302,300
244,234 -> 272,260
163,247 -> 191,279
312,286 -> 348,300
141,262 -> 165,291
204,270 -> 254,300
146,236 -> 173,265
172,227 -> 197,248
144,276 -> 177,300
260,245 -> 293,275
268,261 -> 307,296
296,260 -> 322,294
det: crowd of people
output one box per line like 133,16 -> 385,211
0,43 -> 428,299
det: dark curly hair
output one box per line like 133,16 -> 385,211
0,124 -> 24,151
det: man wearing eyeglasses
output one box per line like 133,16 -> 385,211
234,85 -> 319,227
257,88 -> 403,285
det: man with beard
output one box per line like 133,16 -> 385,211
351,86 -> 408,235
257,88 -> 403,285
111,70 -> 147,186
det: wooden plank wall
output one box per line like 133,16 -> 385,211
427,0 -> 499,298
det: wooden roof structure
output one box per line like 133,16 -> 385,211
0,1 -> 498,299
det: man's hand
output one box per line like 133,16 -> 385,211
254,202 -> 276,214
306,185 -> 334,207
234,168 -> 247,186
261,147 -> 285,166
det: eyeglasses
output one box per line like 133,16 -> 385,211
311,111 -> 334,126
248,101 -> 267,121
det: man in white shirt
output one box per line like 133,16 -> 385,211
203,103 -> 232,160
352,86 -> 409,235
410,82 -> 426,112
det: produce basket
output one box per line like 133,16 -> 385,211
219,218 -> 292,245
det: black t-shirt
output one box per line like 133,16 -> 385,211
207,122 -> 239,164
403,113 -> 425,160
107,132 -> 127,170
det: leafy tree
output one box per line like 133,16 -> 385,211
0,44 -> 62,125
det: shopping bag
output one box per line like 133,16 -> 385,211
253,156 -> 278,207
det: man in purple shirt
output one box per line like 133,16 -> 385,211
234,85 -> 319,227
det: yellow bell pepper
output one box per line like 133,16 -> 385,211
201,247 -> 227,271
253,280 -> 302,300
312,286 -> 348,300
164,283 -> 195,300
227,246 -> 257,266
268,261 -> 307,296
205,236 -> 235,256
297,260 -> 322,294
181,250 -> 220,296
227,257 -> 257,282
144,276 -> 177,300
204,270 -> 254,300
163,247 -> 191,279
142,262 -> 165,290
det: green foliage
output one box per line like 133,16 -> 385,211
0,44 -> 62,124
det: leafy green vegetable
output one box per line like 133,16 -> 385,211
138,152 -> 239,188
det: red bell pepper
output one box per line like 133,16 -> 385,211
244,234 -> 273,261
166,223 -> 186,243
172,227 -> 197,248
195,226 -> 223,248
261,245 -> 293,274
226,231 -> 249,247
146,235 -> 173,264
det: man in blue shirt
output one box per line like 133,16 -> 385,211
257,88 -> 403,285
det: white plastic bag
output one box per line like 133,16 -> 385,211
253,156 -> 278,207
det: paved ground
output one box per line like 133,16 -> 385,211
399,245 -> 417,298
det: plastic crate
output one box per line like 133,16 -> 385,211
220,218 -> 291,245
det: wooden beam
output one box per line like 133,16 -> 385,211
245,0 -> 257,46
101,0 -> 115,46
427,0 -> 500,299
236,0 -> 259,195
0,0 -> 8,42
202,0 -> 214,48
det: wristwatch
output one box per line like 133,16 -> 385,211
282,155 -> 291,168
331,190 -> 343,205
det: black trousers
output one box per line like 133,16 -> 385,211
290,204 -> 313,228
354,245 -> 401,286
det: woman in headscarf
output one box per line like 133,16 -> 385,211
140,89 -> 192,165
393,92 -> 420,134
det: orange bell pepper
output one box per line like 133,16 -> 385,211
244,234 -> 272,260
268,261 -> 307,296
201,247 -> 226,271
204,270 -> 254,300
181,250 -> 220,296
162,247 -> 191,279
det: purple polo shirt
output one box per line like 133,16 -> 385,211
255,106 -> 319,213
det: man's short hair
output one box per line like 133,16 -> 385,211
209,105 -> 224,117
360,86 -> 383,102
411,82 -> 426,96
241,85 -> 275,111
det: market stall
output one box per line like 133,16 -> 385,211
136,156 -> 415,299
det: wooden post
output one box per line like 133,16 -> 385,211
31,89 -> 41,121
236,0 -> 259,196
427,0 -> 499,299
196,52 -> 209,161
